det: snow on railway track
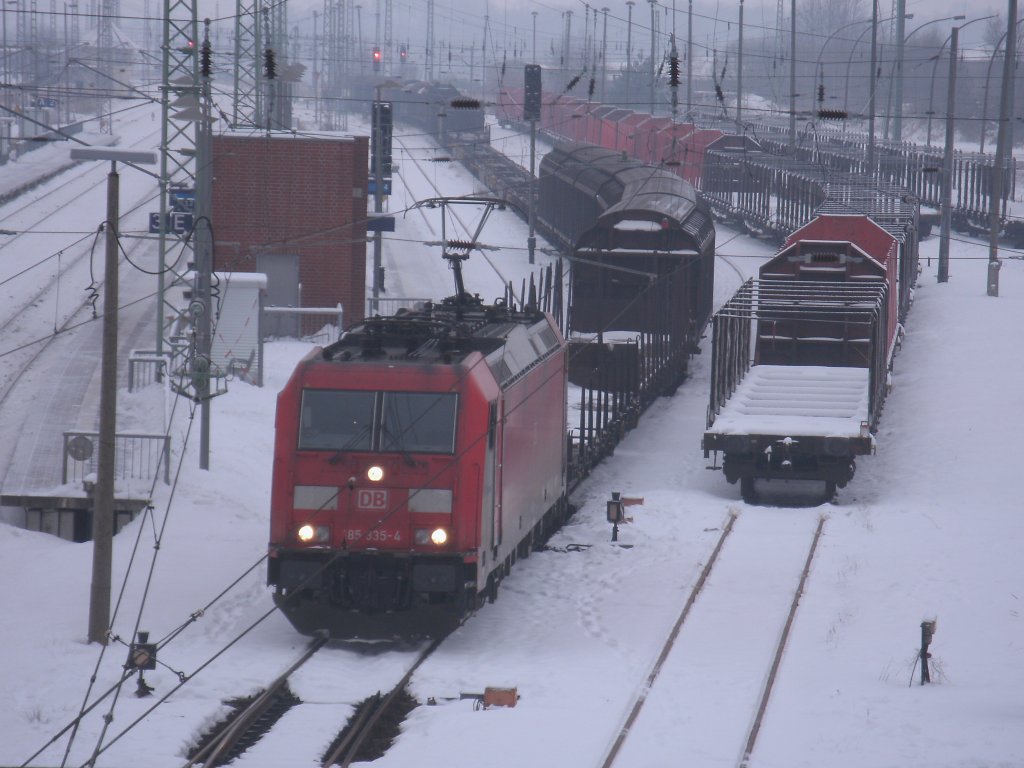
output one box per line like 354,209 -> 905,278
605,512 -> 825,768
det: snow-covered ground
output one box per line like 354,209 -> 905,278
1,104 -> 1022,768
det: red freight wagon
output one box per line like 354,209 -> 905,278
771,214 -> 900,360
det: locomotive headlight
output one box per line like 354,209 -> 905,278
367,465 -> 384,482
414,527 -> 449,546
297,524 -> 330,544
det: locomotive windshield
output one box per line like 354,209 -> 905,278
298,389 -> 457,454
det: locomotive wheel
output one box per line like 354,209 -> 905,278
740,477 -> 758,504
486,573 -> 499,604
517,533 -> 533,560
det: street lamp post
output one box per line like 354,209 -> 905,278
839,12 -> 913,120
926,16 -> 994,146
814,16 -> 875,116
890,14 -> 963,142
69,146 -> 157,645
980,17 -> 1024,153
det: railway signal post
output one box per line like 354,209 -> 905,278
525,65 -> 541,265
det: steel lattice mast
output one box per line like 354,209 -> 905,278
155,0 -> 197,358
233,0 -> 261,127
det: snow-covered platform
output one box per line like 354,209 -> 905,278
705,364 -> 871,439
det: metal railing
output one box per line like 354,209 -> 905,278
127,353 -> 167,392
62,431 -> 172,486
263,304 -> 344,345
365,297 -> 432,317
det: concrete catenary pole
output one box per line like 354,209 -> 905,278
788,0 -> 795,148
891,0 -> 907,141
649,0 -> 656,113
625,1 -> 634,104
988,0 -> 1017,297
601,7 -> 609,102
737,0 -> 743,127
938,25 -> 958,284
867,0 -> 878,174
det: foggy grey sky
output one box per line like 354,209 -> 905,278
264,0 -> 1011,60
160,0 -> 1015,75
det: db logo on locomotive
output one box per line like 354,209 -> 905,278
356,489 -> 389,510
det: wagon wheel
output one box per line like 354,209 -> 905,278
740,477 -> 758,504
824,481 -> 838,505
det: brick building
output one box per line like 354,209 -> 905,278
211,134 -> 369,327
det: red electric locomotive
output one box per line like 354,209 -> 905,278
267,268 -> 569,639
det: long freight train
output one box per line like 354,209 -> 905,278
495,80 -> 922,503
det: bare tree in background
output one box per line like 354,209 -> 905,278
984,14 -> 1024,56
798,0 -> 868,39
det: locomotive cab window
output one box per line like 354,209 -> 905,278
299,390 -> 375,450
381,393 -> 458,454
298,389 -> 457,454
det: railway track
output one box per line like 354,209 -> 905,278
0,122 -> 163,399
392,133 -> 515,290
601,512 -> 826,768
183,635 -> 444,768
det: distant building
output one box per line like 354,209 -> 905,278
211,133 -> 370,330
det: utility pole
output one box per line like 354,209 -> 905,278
867,0 -> 878,174
70,148 -> 157,646
891,0 -> 907,141
989,0 -> 1017,297
564,11 -> 572,90
482,15 -> 488,103
91,159 -> 119,645
788,0 -> 795,148
938,25 -> 958,284
625,1 -> 634,104
424,0 -> 433,80
687,0 -> 692,114
737,0 -> 743,128
649,0 -> 656,114
313,10 -> 319,131
601,7 -> 609,102
195,19 -> 214,469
